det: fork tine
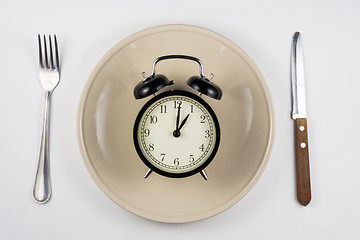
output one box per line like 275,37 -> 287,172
49,35 -> 54,70
43,35 -> 49,69
38,34 -> 44,68
54,35 -> 59,70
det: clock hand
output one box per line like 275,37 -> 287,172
175,105 -> 181,131
173,113 -> 189,138
178,114 -> 190,132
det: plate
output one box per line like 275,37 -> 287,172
78,24 -> 274,223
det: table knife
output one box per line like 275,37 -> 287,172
291,32 -> 311,206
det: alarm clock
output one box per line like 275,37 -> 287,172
133,55 -> 222,179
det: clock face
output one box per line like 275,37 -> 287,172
133,90 -> 220,178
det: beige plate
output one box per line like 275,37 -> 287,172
78,24 -> 274,223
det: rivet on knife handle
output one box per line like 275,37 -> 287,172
291,32 -> 311,206
295,118 -> 311,206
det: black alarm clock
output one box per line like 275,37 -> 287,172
133,55 -> 222,179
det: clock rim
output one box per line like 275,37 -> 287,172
133,90 -> 221,178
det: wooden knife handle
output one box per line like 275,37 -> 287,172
295,118 -> 311,206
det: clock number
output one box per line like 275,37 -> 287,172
174,100 -> 182,109
205,130 -> 210,138
160,153 -> 165,161
199,144 -> 204,152
144,129 -> 150,137
150,115 -> 158,124
149,143 -> 154,151
190,105 -> 194,113
189,154 -> 194,163
200,115 -> 206,123
174,158 -> 180,166
160,105 -> 167,113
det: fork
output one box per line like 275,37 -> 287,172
33,34 -> 60,204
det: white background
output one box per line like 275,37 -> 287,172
1,0 -> 359,239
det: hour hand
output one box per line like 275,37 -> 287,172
178,114 -> 190,131
173,113 -> 190,138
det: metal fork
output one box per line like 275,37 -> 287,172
33,34 -> 60,204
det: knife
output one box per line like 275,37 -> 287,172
291,32 -> 311,206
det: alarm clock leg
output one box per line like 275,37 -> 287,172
200,170 -> 208,180
144,168 -> 153,179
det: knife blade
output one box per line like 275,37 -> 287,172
291,32 -> 311,206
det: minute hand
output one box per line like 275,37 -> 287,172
178,114 -> 190,131
175,105 -> 181,131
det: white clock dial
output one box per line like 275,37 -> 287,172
134,91 -> 220,178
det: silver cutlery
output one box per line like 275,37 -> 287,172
33,34 -> 60,204
291,32 -> 311,206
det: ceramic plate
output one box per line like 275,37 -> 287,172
78,24 -> 274,223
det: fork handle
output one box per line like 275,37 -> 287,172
33,91 -> 52,203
